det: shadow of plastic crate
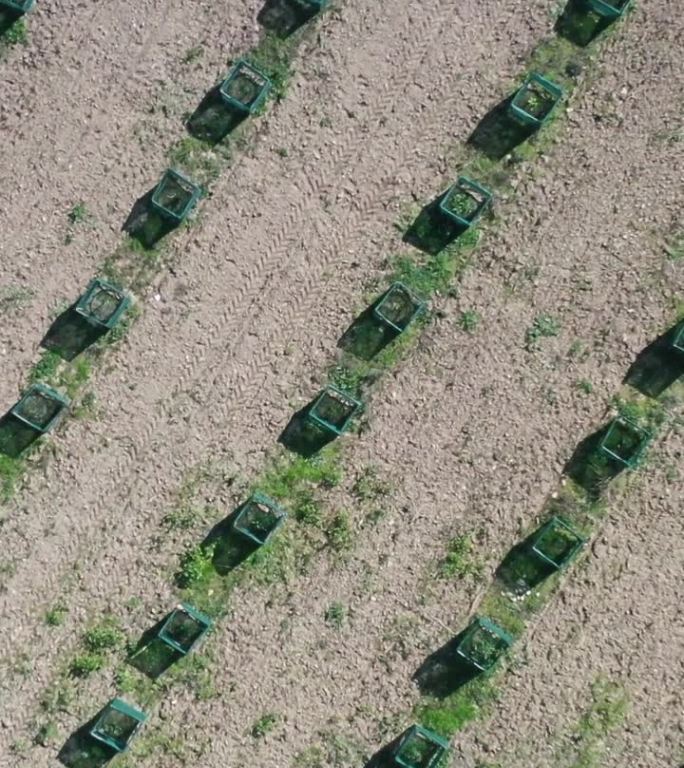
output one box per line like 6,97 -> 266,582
158,602 -> 212,655
151,168 -> 201,224
306,385 -> 362,437
220,59 -> 271,114
89,699 -> 146,754
75,279 -> 130,330
598,417 -> 651,469
586,0 -> 631,18
373,282 -> 426,335
257,0 -> 328,38
438,177 -> 492,229
233,492 -> 287,547
392,725 -> 449,768
509,73 -> 563,129
455,616 -> 513,673
11,383 -> 69,434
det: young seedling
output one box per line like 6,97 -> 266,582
373,282 -> 426,334
9,384 -> 70,435
439,177 -> 492,229
510,73 -> 563,128
151,169 -> 202,224
233,493 -> 287,547
75,279 -> 131,330
89,699 -> 147,754
220,59 -> 271,114
455,616 -> 513,673
598,417 -> 651,469
306,386 -> 362,437
392,724 -> 450,768
158,603 -> 212,655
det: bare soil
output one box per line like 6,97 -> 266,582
0,0 -> 681,767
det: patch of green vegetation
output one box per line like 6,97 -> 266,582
2,19 -> 28,46
326,511 -> 353,553
293,745 -> 325,768
69,652 -> 105,677
167,136 -> 228,188
458,309 -> 481,333
67,201 -> 90,225
45,601 -> 69,627
478,590 -> 526,639
182,44 -> 204,64
175,543 -> 215,589
416,676 -> 500,737
439,534 -> 484,579
352,465 -> 392,501
0,454 -> 25,503
324,601 -> 346,629
525,313 -> 561,349
251,712 -> 280,738
129,722 -> 187,760
576,378 -> 593,395
34,720 -> 59,747
248,34 -> 296,100
83,616 -> 125,652
28,350 -> 62,385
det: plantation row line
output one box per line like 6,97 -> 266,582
0,0 -> 333,500
23,2 -> 667,767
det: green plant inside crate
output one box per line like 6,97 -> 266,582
89,698 -> 146,753
233,493 -> 286,546
394,725 -> 449,768
586,0 -> 631,18
373,282 -> 425,334
159,603 -> 212,655
599,417 -> 650,468
11,383 -> 69,433
439,177 -> 492,228
75,278 -> 130,329
220,59 -> 271,113
456,616 -> 512,672
531,515 -> 584,569
511,73 -> 562,125
307,385 -> 361,435
151,168 -> 201,223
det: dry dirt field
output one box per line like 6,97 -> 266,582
0,1 -> 682,768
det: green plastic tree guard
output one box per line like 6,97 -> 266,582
585,0 -> 631,19
438,176 -> 492,229
75,278 -> 130,330
89,698 -> 147,754
220,59 -> 271,114
373,282 -> 425,334
151,168 -> 201,224
455,616 -> 513,672
0,0 -> 34,14
10,383 -> 69,434
509,73 -> 563,128
599,417 -> 651,468
393,725 -> 450,768
306,385 -> 362,436
672,323 -> 684,354
530,516 -> 585,571
233,492 -> 287,547
158,603 -> 212,655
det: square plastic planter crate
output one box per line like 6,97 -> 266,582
455,616 -> 513,672
599,417 -> 650,469
585,0 -> 631,19
89,698 -> 146,754
158,603 -> 212,655
220,59 -> 271,114
233,492 -> 287,547
0,0 -> 34,14
373,282 -> 425,334
306,385 -> 362,436
75,278 -> 130,330
393,725 -> 449,768
151,169 -> 201,224
439,176 -> 492,229
530,516 -> 584,571
11,383 -> 69,434
672,323 -> 684,354
509,73 -> 563,128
